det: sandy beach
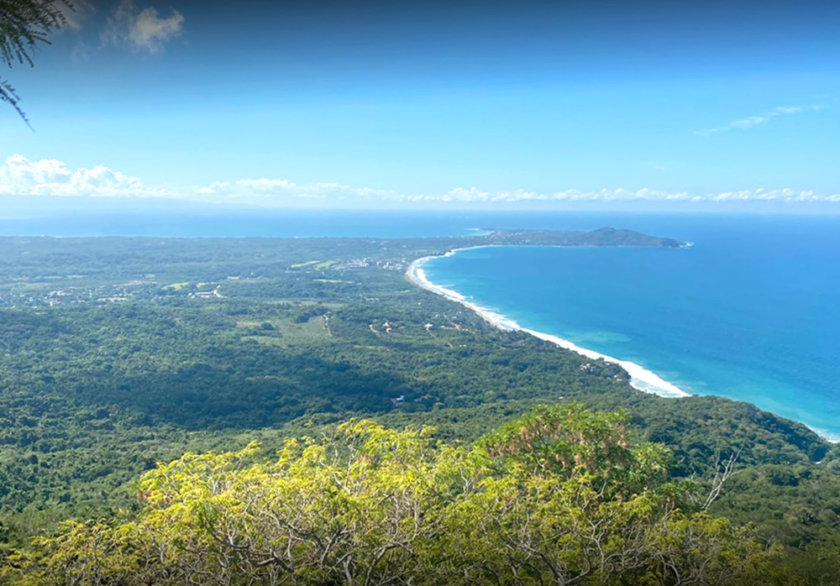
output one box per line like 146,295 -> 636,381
406,248 -> 690,399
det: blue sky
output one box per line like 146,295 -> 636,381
1,0 -> 839,209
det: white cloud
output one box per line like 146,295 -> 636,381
694,127 -> 725,137
3,154 -> 839,206
186,182 -> 840,206
103,0 -> 184,54
197,179 -> 398,203
193,182 -> 840,205
0,154 -> 162,198
730,115 -> 767,129
696,103 -> 824,136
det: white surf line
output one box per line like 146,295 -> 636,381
406,247 -> 690,399
809,427 -> 840,444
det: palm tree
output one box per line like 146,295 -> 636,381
1,0 -> 72,123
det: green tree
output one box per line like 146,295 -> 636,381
2,406 -> 783,585
1,0 -> 71,122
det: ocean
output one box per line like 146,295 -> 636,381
2,208 -> 839,439
419,213 -> 840,441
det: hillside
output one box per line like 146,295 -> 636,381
0,233 -> 838,581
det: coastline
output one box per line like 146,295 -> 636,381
406,247 -> 690,399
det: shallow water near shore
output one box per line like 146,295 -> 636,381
419,214 -> 840,440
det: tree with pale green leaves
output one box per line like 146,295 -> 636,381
2,405 -> 785,585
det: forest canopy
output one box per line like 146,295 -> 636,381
0,235 -> 838,584
1,405 -> 783,585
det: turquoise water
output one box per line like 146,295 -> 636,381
3,207 -> 839,438
421,214 -> 840,440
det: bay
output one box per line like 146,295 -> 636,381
422,213 -> 840,440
